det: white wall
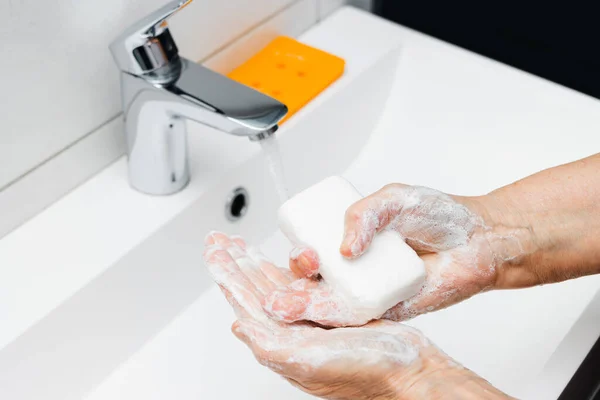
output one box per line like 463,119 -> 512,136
0,0 -> 359,238
0,0 -> 299,190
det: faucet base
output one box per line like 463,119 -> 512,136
128,171 -> 190,196
126,105 -> 190,195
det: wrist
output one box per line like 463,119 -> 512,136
478,185 -> 600,289
396,348 -> 512,400
467,193 -> 541,290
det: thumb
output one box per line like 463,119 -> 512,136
263,280 -> 367,327
340,183 -> 410,258
289,247 -> 320,279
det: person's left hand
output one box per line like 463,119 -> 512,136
203,232 -> 510,400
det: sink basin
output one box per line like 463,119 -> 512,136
2,6 -> 600,400
0,7 -> 401,400
558,335 -> 600,399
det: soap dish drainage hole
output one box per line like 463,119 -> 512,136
226,187 -> 249,221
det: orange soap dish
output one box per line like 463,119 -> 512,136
228,36 -> 345,124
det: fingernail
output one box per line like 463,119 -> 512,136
342,231 -> 356,247
204,230 -> 222,245
230,235 -> 247,249
341,231 -> 357,256
298,253 -> 319,278
289,247 -> 305,261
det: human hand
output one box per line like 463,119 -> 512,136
203,232 -> 511,400
266,184 -> 530,326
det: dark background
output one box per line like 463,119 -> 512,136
374,1 -> 600,100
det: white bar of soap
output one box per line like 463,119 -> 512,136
278,176 -> 426,319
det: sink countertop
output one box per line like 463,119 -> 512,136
1,7 -> 600,399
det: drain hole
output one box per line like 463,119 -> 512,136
226,187 -> 249,221
230,194 -> 245,217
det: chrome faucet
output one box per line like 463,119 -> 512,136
109,0 -> 288,195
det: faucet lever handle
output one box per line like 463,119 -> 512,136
109,0 -> 193,77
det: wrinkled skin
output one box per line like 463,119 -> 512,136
203,232 -> 511,400
265,184 -> 522,326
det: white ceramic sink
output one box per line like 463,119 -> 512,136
2,6 -> 600,400
0,8 -> 400,400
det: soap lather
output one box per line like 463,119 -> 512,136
278,176 -> 427,320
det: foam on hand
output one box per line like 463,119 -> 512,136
278,176 -> 427,319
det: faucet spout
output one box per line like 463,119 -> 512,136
164,58 -> 287,136
120,57 -> 287,195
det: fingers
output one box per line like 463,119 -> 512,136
263,280 -> 366,327
340,184 -> 408,259
203,238 -> 268,322
205,232 -> 275,297
234,248 -> 277,296
339,184 -> 481,259
289,247 -> 320,278
219,286 -> 250,320
230,235 -> 247,249
206,231 -> 294,289
247,247 -> 294,287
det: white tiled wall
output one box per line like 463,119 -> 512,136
0,0 -> 355,237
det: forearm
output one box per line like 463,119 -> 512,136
481,153 -> 600,288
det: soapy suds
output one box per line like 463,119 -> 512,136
260,135 -> 289,204
287,331 -> 420,369
348,185 -> 479,258
281,177 -> 427,325
337,184 -> 533,321
384,240 -> 487,320
205,233 -> 427,371
270,183 -> 515,324
210,175 -> 534,329
382,226 -> 530,321
264,280 -> 373,326
223,181 -> 529,326
203,231 -> 486,397
302,288 -> 361,326
235,318 -> 423,370
203,204 -> 532,395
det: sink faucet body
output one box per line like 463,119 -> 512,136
110,0 -> 287,195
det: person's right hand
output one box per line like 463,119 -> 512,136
264,183 -> 532,326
